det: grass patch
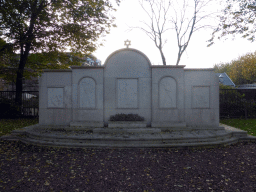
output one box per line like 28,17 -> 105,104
0,118 -> 38,137
220,118 -> 256,136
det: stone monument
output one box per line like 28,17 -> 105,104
39,41 -> 219,129
4,41 -> 253,148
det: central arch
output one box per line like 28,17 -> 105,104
103,48 -> 152,126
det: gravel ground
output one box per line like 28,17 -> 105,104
0,140 -> 256,192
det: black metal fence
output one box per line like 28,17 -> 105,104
0,91 -> 39,118
220,89 -> 256,119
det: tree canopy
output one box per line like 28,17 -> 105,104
214,52 -> 256,85
0,0 -> 119,108
208,0 -> 256,46
0,0 -> 119,55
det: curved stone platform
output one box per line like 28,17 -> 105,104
1,124 -> 255,148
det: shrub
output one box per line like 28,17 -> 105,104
219,84 -> 235,89
109,113 -> 144,121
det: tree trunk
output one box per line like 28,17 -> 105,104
176,55 -> 181,65
15,56 -> 25,116
159,49 -> 166,65
14,0 -> 38,116
15,43 -> 31,116
176,49 -> 182,65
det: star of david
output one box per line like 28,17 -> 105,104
124,40 -> 131,48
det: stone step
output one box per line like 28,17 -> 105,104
108,121 -> 147,128
159,126 -> 225,131
15,136 -> 239,149
0,134 -> 19,141
2,124 -> 255,149
18,130 -> 234,146
151,122 -> 186,128
93,128 -> 161,134
70,121 -> 104,128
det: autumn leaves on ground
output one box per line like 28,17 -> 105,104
0,141 -> 256,191
0,118 -> 256,191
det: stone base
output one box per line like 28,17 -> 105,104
70,121 -> 104,128
93,128 -> 161,134
1,123 -> 255,148
151,122 -> 186,128
108,121 -> 147,128
159,126 -> 225,132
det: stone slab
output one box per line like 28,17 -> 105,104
159,77 -> 177,108
39,108 -> 72,125
79,77 -> 96,108
159,126 -> 225,132
184,70 -> 212,86
151,122 -> 186,128
220,123 -> 248,138
73,109 -> 104,122
12,137 -> 239,149
46,72 -> 72,86
3,124 -> 254,148
48,87 -> 64,108
192,86 -> 210,109
108,121 -> 147,128
70,121 -> 104,128
93,128 -> 161,134
117,78 -> 138,108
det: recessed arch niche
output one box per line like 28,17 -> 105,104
159,77 -> 177,108
79,77 -> 96,108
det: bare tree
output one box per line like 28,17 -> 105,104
136,0 -> 171,65
172,0 -> 213,65
135,0 -> 213,65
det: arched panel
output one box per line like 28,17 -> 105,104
79,77 -> 96,108
159,77 -> 177,108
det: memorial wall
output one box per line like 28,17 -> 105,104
39,48 -> 219,127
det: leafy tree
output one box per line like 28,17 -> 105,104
0,38 -> 15,70
213,62 -> 232,73
219,83 -> 235,89
228,52 -> 256,85
0,38 -> 18,90
229,60 -> 246,85
0,0 -> 119,110
208,0 -> 256,46
214,51 -> 256,85
237,52 -> 256,83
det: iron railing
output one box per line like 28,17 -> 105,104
220,89 -> 256,119
0,91 -> 39,118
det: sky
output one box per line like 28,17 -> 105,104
94,0 -> 256,68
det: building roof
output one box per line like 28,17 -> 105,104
216,72 -> 236,87
237,84 -> 256,89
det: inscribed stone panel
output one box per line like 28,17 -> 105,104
192,86 -> 210,108
48,88 -> 64,108
117,79 -> 138,108
79,78 -> 96,108
159,77 -> 177,108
